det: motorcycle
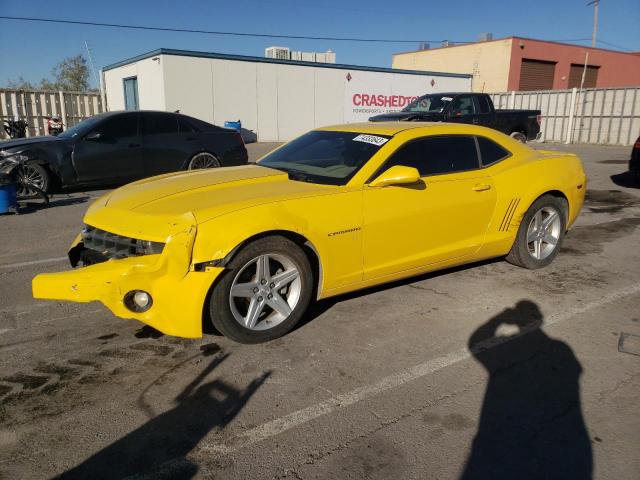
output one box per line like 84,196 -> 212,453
3,119 -> 28,139
46,115 -> 63,136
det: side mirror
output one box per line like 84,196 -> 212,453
85,131 -> 102,141
369,165 -> 421,188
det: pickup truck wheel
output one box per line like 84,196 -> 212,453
510,131 -> 527,143
506,195 -> 567,269
208,236 -> 313,344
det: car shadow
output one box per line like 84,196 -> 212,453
296,257 -> 504,331
460,300 -> 592,480
55,352 -> 270,479
611,171 -> 639,189
15,195 -> 90,214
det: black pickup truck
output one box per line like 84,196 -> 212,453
369,92 -> 541,142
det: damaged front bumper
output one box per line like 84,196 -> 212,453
32,213 -> 223,338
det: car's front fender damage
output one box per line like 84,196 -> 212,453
32,216 -> 222,338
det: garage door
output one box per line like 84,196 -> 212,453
519,59 -> 556,91
568,64 -> 599,88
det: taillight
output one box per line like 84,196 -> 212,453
536,114 -> 542,125
634,138 -> 640,149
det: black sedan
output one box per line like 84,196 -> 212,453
630,135 -> 640,181
0,111 -> 248,192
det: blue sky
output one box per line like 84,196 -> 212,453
1,0 -> 639,88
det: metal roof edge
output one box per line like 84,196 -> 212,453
102,48 -> 472,78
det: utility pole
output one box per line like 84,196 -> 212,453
588,0 -> 599,47
84,40 -> 100,91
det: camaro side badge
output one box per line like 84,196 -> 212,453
328,227 -> 361,237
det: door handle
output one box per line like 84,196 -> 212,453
472,184 -> 491,191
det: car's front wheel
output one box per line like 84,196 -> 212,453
208,236 -> 313,343
16,163 -> 51,197
506,194 -> 567,269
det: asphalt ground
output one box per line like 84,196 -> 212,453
0,141 -> 639,479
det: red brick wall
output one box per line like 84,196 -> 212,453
507,38 -> 640,90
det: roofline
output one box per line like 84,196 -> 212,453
393,36 -> 639,57
102,48 -> 472,79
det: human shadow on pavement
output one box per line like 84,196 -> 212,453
460,300 -> 592,480
56,353 -> 271,480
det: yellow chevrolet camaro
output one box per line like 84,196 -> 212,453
33,122 -> 586,343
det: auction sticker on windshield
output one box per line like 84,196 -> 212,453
352,134 -> 389,146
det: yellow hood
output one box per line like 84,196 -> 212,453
85,165 -> 336,236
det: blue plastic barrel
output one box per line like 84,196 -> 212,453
0,183 -> 17,214
224,120 -> 242,132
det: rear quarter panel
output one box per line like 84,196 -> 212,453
478,147 -> 586,257
200,131 -> 248,166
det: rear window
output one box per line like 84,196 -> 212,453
141,113 -> 178,135
477,136 -> 510,166
259,131 -> 389,185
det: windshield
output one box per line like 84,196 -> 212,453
258,130 -> 390,185
58,115 -> 105,139
402,94 -> 452,113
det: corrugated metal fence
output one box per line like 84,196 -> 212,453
0,89 -> 103,139
490,86 -> 640,146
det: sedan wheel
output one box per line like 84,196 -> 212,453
16,163 -> 49,197
209,236 -> 313,343
188,152 -> 221,170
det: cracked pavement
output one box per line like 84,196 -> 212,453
0,142 -> 639,479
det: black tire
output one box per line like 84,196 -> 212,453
506,194 -> 567,269
16,163 -> 51,197
208,236 -> 314,344
510,131 -> 527,143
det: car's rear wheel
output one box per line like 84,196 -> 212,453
208,236 -> 313,344
510,131 -> 527,143
506,194 -> 567,269
188,152 -> 221,170
16,163 -> 50,197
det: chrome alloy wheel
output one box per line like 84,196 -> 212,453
16,164 -> 45,197
189,152 -> 221,169
229,253 -> 301,331
526,206 -> 562,260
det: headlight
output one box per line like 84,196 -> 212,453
0,153 -> 29,174
135,240 -> 165,255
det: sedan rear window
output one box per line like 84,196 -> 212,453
259,131 -> 389,185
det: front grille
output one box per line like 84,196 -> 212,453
81,225 -> 163,259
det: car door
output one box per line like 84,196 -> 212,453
445,95 -> 478,125
473,95 -> 495,129
362,135 -> 497,280
142,112 -> 195,176
72,112 -> 143,184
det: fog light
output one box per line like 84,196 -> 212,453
124,290 -> 153,312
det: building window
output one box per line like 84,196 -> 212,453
568,64 -> 599,89
123,77 -> 139,111
519,59 -> 556,91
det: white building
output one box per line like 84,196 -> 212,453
102,48 -> 472,142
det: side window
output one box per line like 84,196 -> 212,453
97,114 -> 138,138
382,136 -> 479,176
477,136 -> 510,166
450,95 -> 475,116
141,113 -> 179,136
178,117 -> 197,133
477,96 -> 492,114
